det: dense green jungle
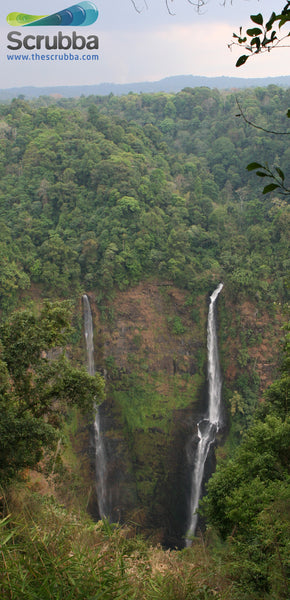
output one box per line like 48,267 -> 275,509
0,86 -> 289,599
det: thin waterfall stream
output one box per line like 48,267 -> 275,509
186,283 -> 223,545
82,294 -> 107,519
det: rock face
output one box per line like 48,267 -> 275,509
88,282 -> 207,547
83,282 -> 282,547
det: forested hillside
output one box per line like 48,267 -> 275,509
0,86 -> 289,310
0,86 -> 289,598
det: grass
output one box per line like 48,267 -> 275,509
0,483 -> 223,600
0,482 -> 284,600
0,487 -> 141,600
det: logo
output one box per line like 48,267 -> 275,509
7,2 -> 99,27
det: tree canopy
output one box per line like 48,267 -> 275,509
201,331 -> 290,598
0,301 -> 105,481
0,88 -> 289,310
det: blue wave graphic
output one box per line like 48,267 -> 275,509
7,2 -> 98,27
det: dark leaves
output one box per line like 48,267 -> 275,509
256,171 -> 269,178
246,27 -> 263,37
276,167 -> 285,181
246,162 -> 289,196
247,162 -> 263,171
250,13 -> 263,26
231,6 -> 290,67
262,183 -> 280,194
236,54 -> 249,67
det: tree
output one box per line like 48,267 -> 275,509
0,301 -> 105,481
129,2 -> 290,200
201,336 -> 290,597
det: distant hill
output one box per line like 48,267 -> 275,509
1,74 -> 290,100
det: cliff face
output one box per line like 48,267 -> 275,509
221,298 -> 283,396
84,282 -> 283,547
88,282 -> 207,546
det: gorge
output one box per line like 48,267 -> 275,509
80,278 -> 282,549
0,86 -> 288,598
83,282 -> 226,546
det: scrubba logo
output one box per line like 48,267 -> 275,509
7,2 -> 99,27
6,2 -> 99,51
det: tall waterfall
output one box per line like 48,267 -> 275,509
82,294 -> 107,519
186,283 -> 223,545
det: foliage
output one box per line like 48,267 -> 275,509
230,3 -> 290,67
201,336 -> 290,598
0,491 -> 136,600
234,98 -> 290,196
247,160 -> 290,195
0,82 -> 289,600
1,477 -> 288,600
0,483 -> 252,600
0,302 -> 104,481
0,89 -> 289,307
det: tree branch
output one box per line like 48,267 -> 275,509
230,3 -> 290,67
236,98 -> 290,136
130,0 -> 228,15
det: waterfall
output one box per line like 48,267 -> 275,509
82,294 -> 107,519
186,283 -> 223,545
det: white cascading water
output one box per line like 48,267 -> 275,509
82,294 -> 107,519
186,283 -> 223,545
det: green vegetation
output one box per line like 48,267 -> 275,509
0,301 -> 104,482
0,485 -> 226,599
201,329 -> 290,599
0,339 -> 288,599
112,372 -> 201,432
231,3 -> 290,69
0,84 -> 289,599
0,87 -> 289,312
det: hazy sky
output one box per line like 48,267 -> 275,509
1,0 -> 289,88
